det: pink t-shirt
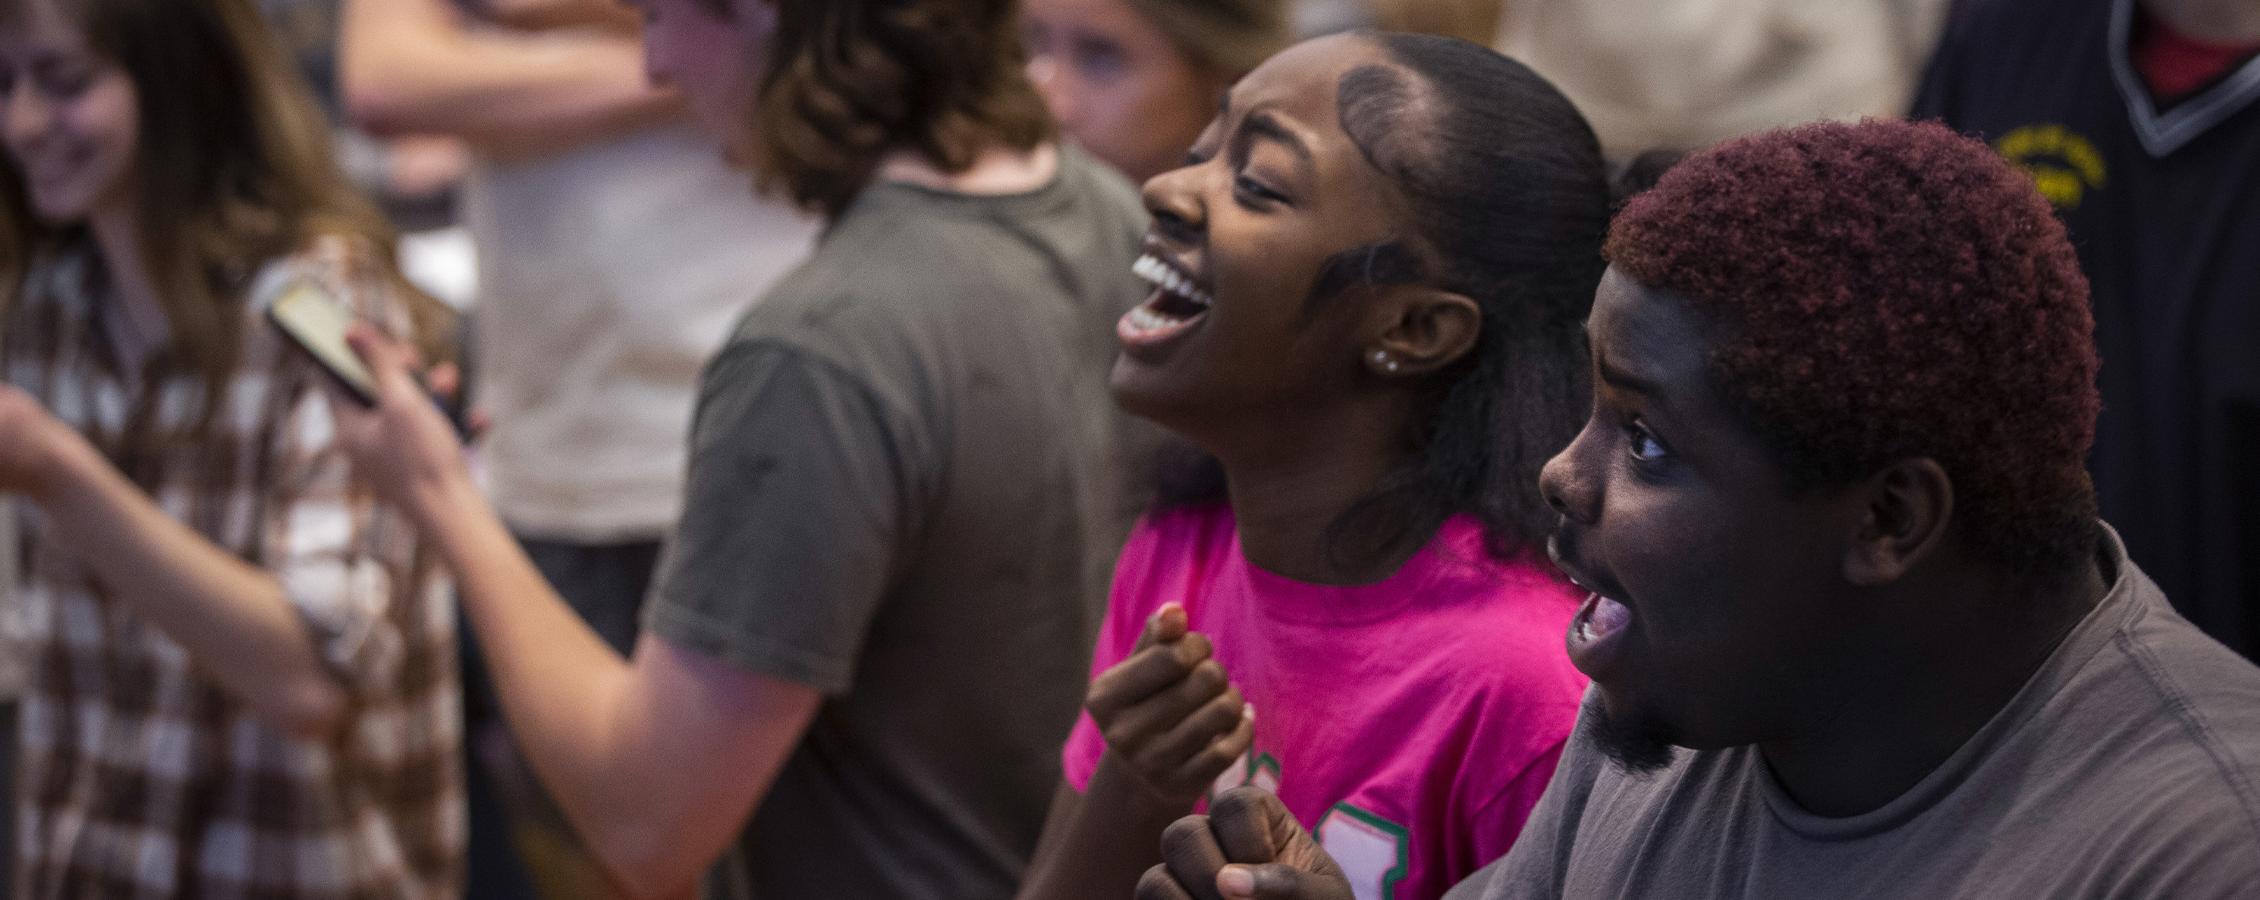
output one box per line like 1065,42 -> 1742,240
1064,504 -> 1588,900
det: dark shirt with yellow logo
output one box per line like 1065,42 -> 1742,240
1914,0 -> 2260,659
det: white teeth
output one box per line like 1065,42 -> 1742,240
1131,253 -> 1214,308
1124,305 -> 1180,333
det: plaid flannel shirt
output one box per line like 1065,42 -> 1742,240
4,238 -> 464,898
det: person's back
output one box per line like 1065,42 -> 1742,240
1458,537 -> 2260,899
463,125 -> 812,542
658,144 -> 1146,897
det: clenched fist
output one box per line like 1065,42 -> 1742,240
1136,786 -> 1354,900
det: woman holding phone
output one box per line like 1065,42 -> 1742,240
0,0 -> 461,894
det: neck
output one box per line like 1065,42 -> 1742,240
87,203 -> 169,366
1757,556 -> 2111,817
2145,0 -> 2260,42
875,142 -> 1058,196
1209,394 -> 1423,585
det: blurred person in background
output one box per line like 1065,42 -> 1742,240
1023,0 -> 1289,185
333,0 -> 1147,897
1914,0 -> 2260,661
259,0 -> 471,234
1492,0 -> 1949,160
338,0 -> 815,894
0,0 -> 463,893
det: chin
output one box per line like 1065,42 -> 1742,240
1584,689 -> 1681,775
1106,359 -> 1168,417
28,194 -> 93,226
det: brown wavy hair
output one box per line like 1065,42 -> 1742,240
701,0 -> 1054,217
0,0 -> 451,409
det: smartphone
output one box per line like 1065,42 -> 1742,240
267,279 -> 471,436
268,278 -> 379,407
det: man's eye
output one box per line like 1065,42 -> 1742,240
1626,420 -> 1668,462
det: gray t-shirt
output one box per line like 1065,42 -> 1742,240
1451,528 -> 2260,900
647,146 -> 1149,899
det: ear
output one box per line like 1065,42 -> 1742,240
1364,287 -> 1481,378
1842,458 -> 1955,587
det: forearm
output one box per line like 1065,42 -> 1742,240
34,441 -> 346,736
339,0 -> 681,159
405,475 -> 637,797
1018,755 -> 1196,900
405,474 -> 723,895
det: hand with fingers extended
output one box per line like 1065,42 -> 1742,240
1086,602 -> 1257,809
1137,787 -> 1353,900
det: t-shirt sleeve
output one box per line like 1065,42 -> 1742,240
1060,513 -> 1177,791
646,341 -> 922,696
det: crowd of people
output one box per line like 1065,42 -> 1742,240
0,0 -> 2253,898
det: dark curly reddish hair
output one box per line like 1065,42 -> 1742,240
1607,119 -> 2101,572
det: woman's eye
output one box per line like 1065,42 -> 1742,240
38,68 -> 92,98
1625,420 -> 1669,463
1069,36 -> 1126,82
1233,174 -> 1286,205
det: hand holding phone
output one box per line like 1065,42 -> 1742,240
267,279 -> 469,436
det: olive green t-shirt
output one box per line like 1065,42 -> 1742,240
647,146 -> 1148,899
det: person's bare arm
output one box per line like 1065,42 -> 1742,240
328,329 -> 821,897
339,0 -> 682,161
0,388 -> 348,737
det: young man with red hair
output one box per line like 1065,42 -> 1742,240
1133,119 -> 2260,900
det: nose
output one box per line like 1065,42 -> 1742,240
3,84 -> 49,148
1141,163 -> 1205,247
1028,58 -> 1078,129
640,32 -> 671,88
1539,423 -> 1602,525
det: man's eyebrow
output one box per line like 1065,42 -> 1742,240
1596,353 -> 1663,397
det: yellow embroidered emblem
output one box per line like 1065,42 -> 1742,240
1993,125 -> 2108,209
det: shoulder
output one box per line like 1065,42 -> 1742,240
2098,595 -> 2260,830
1422,533 -> 1587,688
1055,143 -> 1148,227
2003,580 -> 2260,885
1412,546 -> 1590,767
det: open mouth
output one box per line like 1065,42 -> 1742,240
1119,251 -> 1213,348
1550,536 -> 1636,678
